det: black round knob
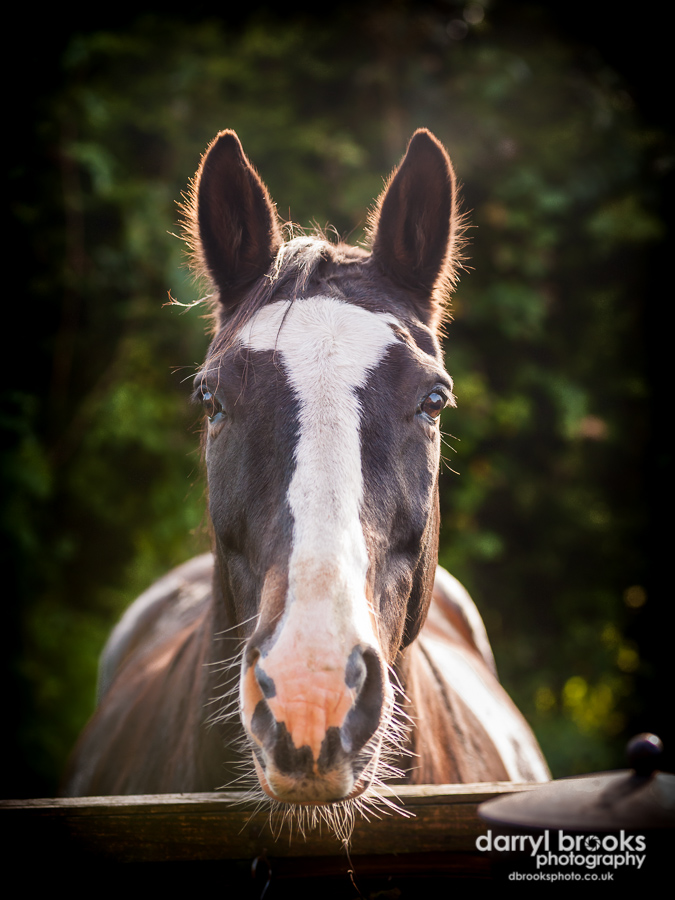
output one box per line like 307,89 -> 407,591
627,732 -> 663,776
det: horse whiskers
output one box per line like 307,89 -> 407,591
212,612 -> 259,638
203,614 -> 416,841
203,673 -> 242,728
212,677 -> 414,844
207,676 -> 243,695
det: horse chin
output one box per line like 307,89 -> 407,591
252,752 -> 368,806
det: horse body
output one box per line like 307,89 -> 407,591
64,129 -> 549,808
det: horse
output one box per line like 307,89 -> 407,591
63,129 -> 549,828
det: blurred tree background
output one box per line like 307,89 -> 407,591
4,0 -> 671,797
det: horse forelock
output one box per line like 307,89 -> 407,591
199,236 -> 354,358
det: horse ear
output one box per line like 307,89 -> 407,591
190,130 -> 282,313
370,129 -> 459,327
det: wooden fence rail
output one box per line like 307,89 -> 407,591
1,782 -> 533,887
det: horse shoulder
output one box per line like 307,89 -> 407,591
98,553 -> 214,700
409,566 -> 550,784
63,554 -> 218,796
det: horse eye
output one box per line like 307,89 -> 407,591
201,389 -> 223,421
419,391 -> 446,421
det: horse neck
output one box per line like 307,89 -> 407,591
392,638 -> 465,786
164,555 -> 248,790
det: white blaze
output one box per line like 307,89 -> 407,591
239,296 -> 397,647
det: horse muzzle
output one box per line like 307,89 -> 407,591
241,642 -> 388,803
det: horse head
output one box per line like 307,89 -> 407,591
189,129 -> 460,804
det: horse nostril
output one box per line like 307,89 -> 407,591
345,646 -> 368,693
341,647 -> 384,754
255,663 -> 276,699
250,698 -> 276,745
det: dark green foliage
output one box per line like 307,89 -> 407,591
4,2 -> 667,795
